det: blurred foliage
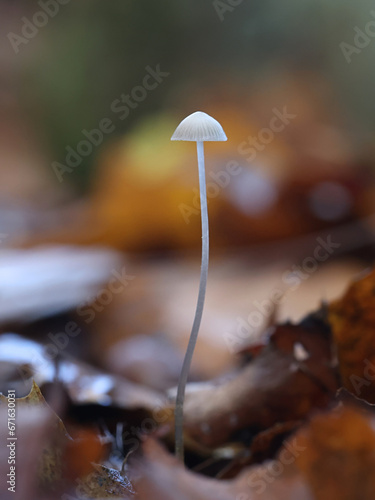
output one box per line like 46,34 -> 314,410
8,0 -> 375,190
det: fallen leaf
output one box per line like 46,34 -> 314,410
182,312 -> 338,448
0,381 -> 69,496
329,269 -> 375,403
295,406 -> 375,500
132,438 -> 311,500
76,463 -> 134,499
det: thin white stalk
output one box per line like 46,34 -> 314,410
175,141 -> 209,462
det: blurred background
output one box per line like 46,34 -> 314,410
1,0 -> 375,389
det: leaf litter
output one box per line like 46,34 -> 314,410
2,268 -> 375,498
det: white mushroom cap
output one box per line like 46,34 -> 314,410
171,111 -> 227,142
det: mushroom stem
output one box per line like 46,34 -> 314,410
175,140 -> 209,462
171,111 -> 226,462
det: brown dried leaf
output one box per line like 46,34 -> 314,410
76,463 -> 134,499
64,428 -> 108,482
0,405 -> 51,498
132,438 -> 311,500
329,269 -> 375,402
248,420 -> 302,465
0,381 -> 69,496
295,407 -> 375,500
182,314 -> 338,448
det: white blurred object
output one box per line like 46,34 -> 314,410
0,245 -> 122,324
227,168 -> 278,216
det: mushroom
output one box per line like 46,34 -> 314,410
171,111 -> 227,461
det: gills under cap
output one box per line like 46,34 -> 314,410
171,111 -> 227,142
